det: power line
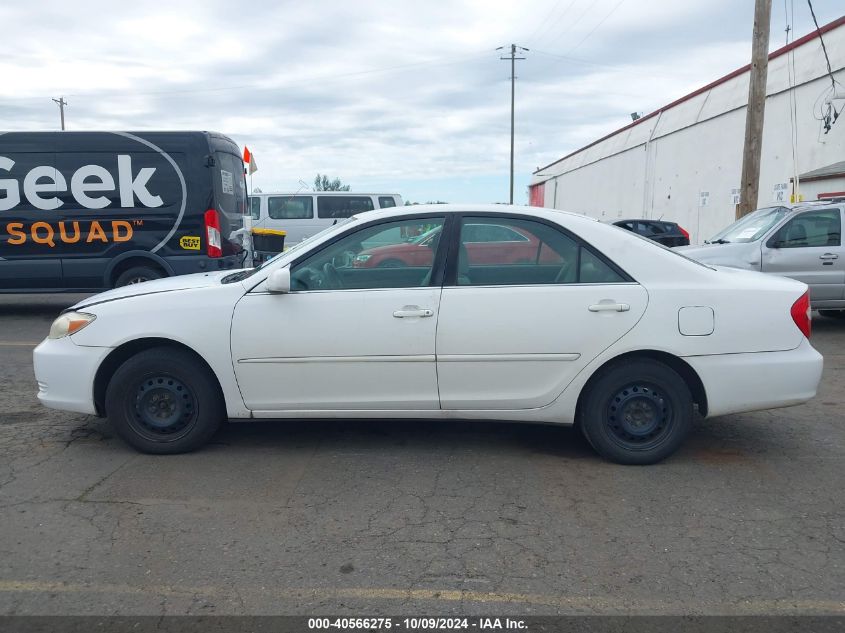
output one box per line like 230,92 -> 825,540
806,0 -> 836,91
525,0 -> 578,49
564,0 -> 628,55
532,0 -> 596,51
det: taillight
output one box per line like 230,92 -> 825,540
790,290 -> 812,338
204,209 -> 222,258
679,226 -> 690,240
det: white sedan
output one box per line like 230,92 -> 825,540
34,205 -> 823,464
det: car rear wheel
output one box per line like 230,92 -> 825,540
105,347 -> 224,454
580,359 -> 693,465
114,265 -> 163,287
819,310 -> 845,319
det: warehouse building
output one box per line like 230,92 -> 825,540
529,16 -> 845,244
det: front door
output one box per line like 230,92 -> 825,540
231,215 -> 448,413
436,215 -> 648,410
762,208 -> 845,303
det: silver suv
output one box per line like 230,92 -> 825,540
679,200 -> 844,317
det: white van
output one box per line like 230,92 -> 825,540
248,192 -> 403,244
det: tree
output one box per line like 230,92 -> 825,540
404,200 -> 448,205
313,174 -> 351,192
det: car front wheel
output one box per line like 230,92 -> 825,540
105,347 -> 224,454
580,359 -> 693,465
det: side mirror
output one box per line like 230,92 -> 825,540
266,267 -> 291,294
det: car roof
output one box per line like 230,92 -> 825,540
351,204 -> 598,223
253,191 -> 402,196
614,218 -> 676,224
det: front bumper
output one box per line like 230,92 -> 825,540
685,337 -> 823,418
33,337 -> 112,415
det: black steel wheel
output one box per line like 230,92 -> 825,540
105,347 -> 224,454
580,359 -> 693,465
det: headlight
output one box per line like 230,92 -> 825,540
354,254 -> 372,262
49,312 -> 96,339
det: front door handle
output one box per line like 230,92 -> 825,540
589,302 -> 630,313
393,307 -> 434,318
820,253 -> 839,260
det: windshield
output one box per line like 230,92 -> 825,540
221,217 -> 356,284
708,206 -> 789,243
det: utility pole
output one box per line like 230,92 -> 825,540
737,0 -> 772,219
52,97 -> 67,131
498,44 -> 528,204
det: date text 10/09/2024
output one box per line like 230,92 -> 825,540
308,618 -> 528,630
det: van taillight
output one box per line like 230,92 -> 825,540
204,209 -> 222,258
790,290 -> 811,338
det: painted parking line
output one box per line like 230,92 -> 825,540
0,342 -> 40,346
0,580 -> 843,614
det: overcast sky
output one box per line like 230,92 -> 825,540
0,0 -> 842,203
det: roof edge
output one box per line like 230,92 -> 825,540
532,14 -> 845,178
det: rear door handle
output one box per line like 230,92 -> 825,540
819,253 -> 839,260
393,307 -> 434,318
589,302 -> 630,312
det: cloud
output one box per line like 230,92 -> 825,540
1,0 -> 842,202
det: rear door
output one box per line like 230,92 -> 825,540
436,214 -> 647,410
212,150 -> 247,254
761,208 -> 844,303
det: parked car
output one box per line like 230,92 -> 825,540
678,201 -> 845,318
34,204 -> 822,465
0,131 -> 247,292
613,219 -> 690,247
248,192 -> 403,244
352,222 -> 563,269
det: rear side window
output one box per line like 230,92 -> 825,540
214,152 -> 247,216
317,196 -> 374,219
455,216 -> 627,286
378,196 -> 397,208
268,196 -> 313,219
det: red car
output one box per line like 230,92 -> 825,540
353,223 -> 563,268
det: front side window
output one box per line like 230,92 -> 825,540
291,217 -> 445,291
378,196 -> 397,209
268,196 -> 313,220
771,209 -> 841,248
455,216 -> 625,286
249,196 -> 261,220
317,196 -> 375,219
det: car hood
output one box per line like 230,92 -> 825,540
72,269 -> 245,310
676,242 -> 761,268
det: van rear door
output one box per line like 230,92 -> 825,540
212,151 -> 247,256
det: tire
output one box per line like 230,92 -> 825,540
377,259 -> 407,268
114,265 -> 163,287
105,347 -> 224,454
580,359 -> 693,465
819,310 -> 845,319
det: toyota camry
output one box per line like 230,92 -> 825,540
33,205 -> 823,464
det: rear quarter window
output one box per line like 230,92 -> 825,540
317,196 -> 374,219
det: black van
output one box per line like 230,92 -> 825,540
0,131 -> 246,292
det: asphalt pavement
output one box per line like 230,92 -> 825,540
1,294 -> 844,616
